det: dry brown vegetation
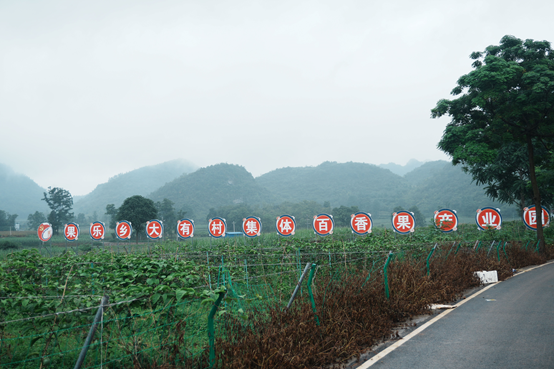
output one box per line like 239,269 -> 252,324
208,248 -> 550,369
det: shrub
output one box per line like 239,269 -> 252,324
0,240 -> 20,250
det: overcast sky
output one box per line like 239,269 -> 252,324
2,0 -> 554,196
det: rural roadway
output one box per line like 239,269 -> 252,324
359,261 -> 554,369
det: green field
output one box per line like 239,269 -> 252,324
0,221 -> 551,368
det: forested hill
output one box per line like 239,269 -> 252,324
255,161 -> 514,220
0,163 -> 47,218
404,161 -> 516,219
255,162 -> 408,218
73,159 -> 196,217
378,159 -> 425,176
403,160 -> 450,186
148,163 -> 273,219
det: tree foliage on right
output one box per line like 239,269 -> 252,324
432,35 -> 554,253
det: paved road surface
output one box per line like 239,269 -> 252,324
369,262 -> 554,368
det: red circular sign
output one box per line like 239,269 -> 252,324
392,211 -> 415,234
208,217 -> 226,238
242,216 -> 261,238
276,215 -> 296,236
37,223 -> 53,242
116,221 -> 132,240
523,205 -> 550,231
146,219 -> 163,240
350,212 -> 372,235
476,207 -> 502,230
177,219 -> 194,239
64,222 -> 79,241
434,209 -> 458,232
313,214 -> 334,236
90,222 -> 105,240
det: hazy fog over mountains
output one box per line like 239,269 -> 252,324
72,159 -> 197,217
0,158 -> 516,226
378,159 -> 426,176
0,163 -> 48,217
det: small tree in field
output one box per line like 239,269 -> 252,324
42,187 -> 73,235
27,211 -> 46,231
116,195 -> 157,242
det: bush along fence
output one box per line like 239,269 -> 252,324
0,241 -> 552,368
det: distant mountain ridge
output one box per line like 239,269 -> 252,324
379,159 -> 425,176
255,161 -> 407,217
73,159 -> 197,217
149,163 -> 272,220
253,160 -> 514,220
0,163 -> 48,218
3,159 -> 517,226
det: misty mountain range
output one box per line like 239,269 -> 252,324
0,159 -> 516,225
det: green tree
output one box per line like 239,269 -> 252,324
408,206 -> 426,227
27,211 -> 46,231
42,187 -> 74,235
89,211 -> 99,225
0,210 -> 18,231
465,142 -> 553,214
432,35 -> 554,253
155,198 -> 177,235
105,204 -> 118,229
331,205 -> 360,227
116,195 -> 157,242
206,204 -> 254,232
76,213 -> 86,225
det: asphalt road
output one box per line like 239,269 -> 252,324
368,262 -> 554,369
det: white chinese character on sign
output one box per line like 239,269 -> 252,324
317,218 -> 328,232
280,219 -> 292,233
481,213 -> 497,226
66,225 -> 76,238
529,210 -> 537,225
180,222 -> 190,235
438,213 -> 452,223
92,225 -> 103,237
354,217 -> 368,231
149,223 -> 160,236
211,221 -> 222,235
119,224 -> 128,236
397,215 -> 411,230
245,220 -> 258,235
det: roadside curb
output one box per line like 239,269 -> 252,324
356,259 -> 554,368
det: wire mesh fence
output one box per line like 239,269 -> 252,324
0,240 -> 550,368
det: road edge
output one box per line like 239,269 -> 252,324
357,259 -> 554,368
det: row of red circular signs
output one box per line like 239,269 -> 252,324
36,206 -> 550,242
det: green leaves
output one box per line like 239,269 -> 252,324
151,293 -> 161,305
175,288 -> 195,301
146,278 -> 159,286
433,35 -> 554,215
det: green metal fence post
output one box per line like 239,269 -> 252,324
244,259 -> 249,292
426,244 -> 437,276
446,242 -> 456,258
74,295 -> 109,369
496,241 -> 502,262
208,290 -> 226,369
307,263 -> 320,326
454,241 -> 462,255
384,252 -> 393,300
286,262 -> 311,310
503,242 -> 509,262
